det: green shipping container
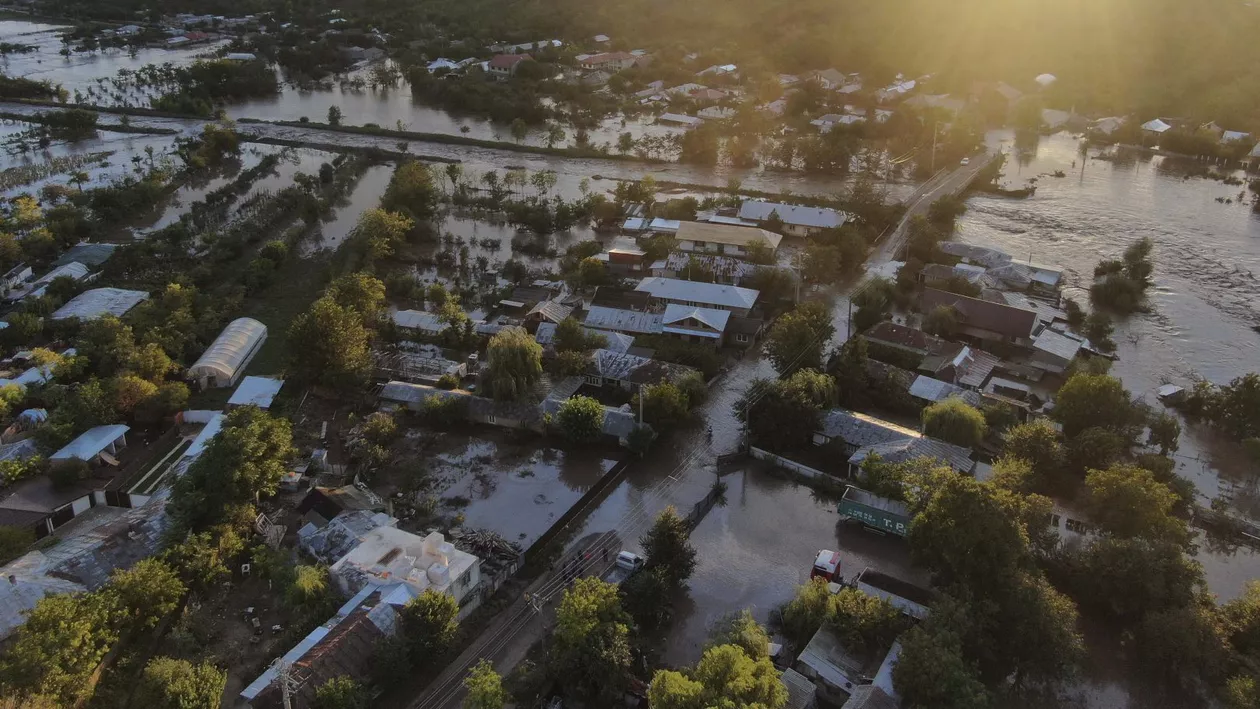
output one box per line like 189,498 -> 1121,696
838,485 -> 911,537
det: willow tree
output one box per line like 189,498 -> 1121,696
484,326 -> 542,401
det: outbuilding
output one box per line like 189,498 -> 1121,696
188,317 -> 267,389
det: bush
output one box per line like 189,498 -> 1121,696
436,373 -> 460,390
558,395 -> 604,443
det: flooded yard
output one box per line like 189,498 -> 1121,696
382,427 -> 620,549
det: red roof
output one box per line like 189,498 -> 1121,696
489,53 -> 531,69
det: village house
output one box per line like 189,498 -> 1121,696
920,287 -> 1039,347
673,221 -> 782,259
809,68 -> 849,90
583,305 -> 664,337
487,53 -> 531,79
579,51 -> 636,71
593,247 -> 651,277
812,409 -> 975,475
0,492 -> 170,640
635,277 -> 760,317
737,200 -> 847,238
584,349 -> 697,390
0,425 -> 132,539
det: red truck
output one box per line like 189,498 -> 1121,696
810,550 -> 842,581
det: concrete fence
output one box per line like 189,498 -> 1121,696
749,446 -> 828,479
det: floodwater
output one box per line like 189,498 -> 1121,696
422,433 -> 618,547
966,131 -> 1260,510
0,20 -> 227,98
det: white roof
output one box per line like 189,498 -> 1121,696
227,376 -> 284,408
658,113 -> 702,126
392,309 -> 445,332
622,217 -> 647,231
50,424 -> 129,460
1032,328 -> 1084,362
51,288 -> 149,320
583,305 -> 663,335
738,200 -> 846,230
676,221 -> 782,249
648,218 -> 682,232
635,277 -> 759,310
32,261 -> 90,288
1141,118 -> 1172,133
182,414 -> 224,461
908,375 -> 981,406
1222,130 -> 1251,143
188,317 -> 267,384
1034,73 -> 1057,86
661,304 -> 730,338
225,52 -> 257,60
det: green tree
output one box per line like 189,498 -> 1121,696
134,657 -> 227,709
401,589 -> 459,666
709,610 -> 771,659
893,625 -> 990,709
167,407 -> 294,533
382,160 -> 440,223
510,118 -> 528,143
648,644 -> 787,709
327,105 -> 342,125
355,208 -> 414,261
484,326 -> 543,401
641,506 -> 697,586
1003,419 -> 1063,484
735,370 -> 835,451
829,587 -> 913,659
551,578 -> 632,702
634,382 -> 691,427
921,398 -> 987,447
0,592 -> 118,705
314,675 -> 368,709
553,317 -> 605,353
558,395 -> 604,443
287,296 -> 373,390
1071,537 -> 1203,623
909,475 -> 1031,589
462,660 -> 507,709
1083,464 -> 1190,545
1147,411 -> 1182,455
1050,372 -> 1141,438
764,301 -> 834,375
110,559 -> 185,631
923,305 -> 959,338
328,272 -> 387,325
0,526 -> 32,564
619,565 -> 676,630
1132,601 -> 1229,688
782,578 -> 836,646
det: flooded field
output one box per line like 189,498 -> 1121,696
399,429 -> 619,548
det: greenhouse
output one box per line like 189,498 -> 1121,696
187,317 -> 268,389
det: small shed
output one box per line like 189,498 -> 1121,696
188,317 -> 267,389
227,376 -> 284,409
50,424 -> 129,466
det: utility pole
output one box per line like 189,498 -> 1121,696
930,120 -> 939,173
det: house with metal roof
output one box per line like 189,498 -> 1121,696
240,581 -> 418,707
675,221 -> 782,257
585,349 -> 698,390
535,322 -> 635,354
661,303 -> 731,343
187,317 -> 267,389
920,288 -> 1039,345
738,200 -> 847,237
635,277 -> 760,316
51,424 -> 130,465
583,305 -> 664,336
1030,327 -> 1084,374
813,409 -> 973,475
0,492 -> 170,640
